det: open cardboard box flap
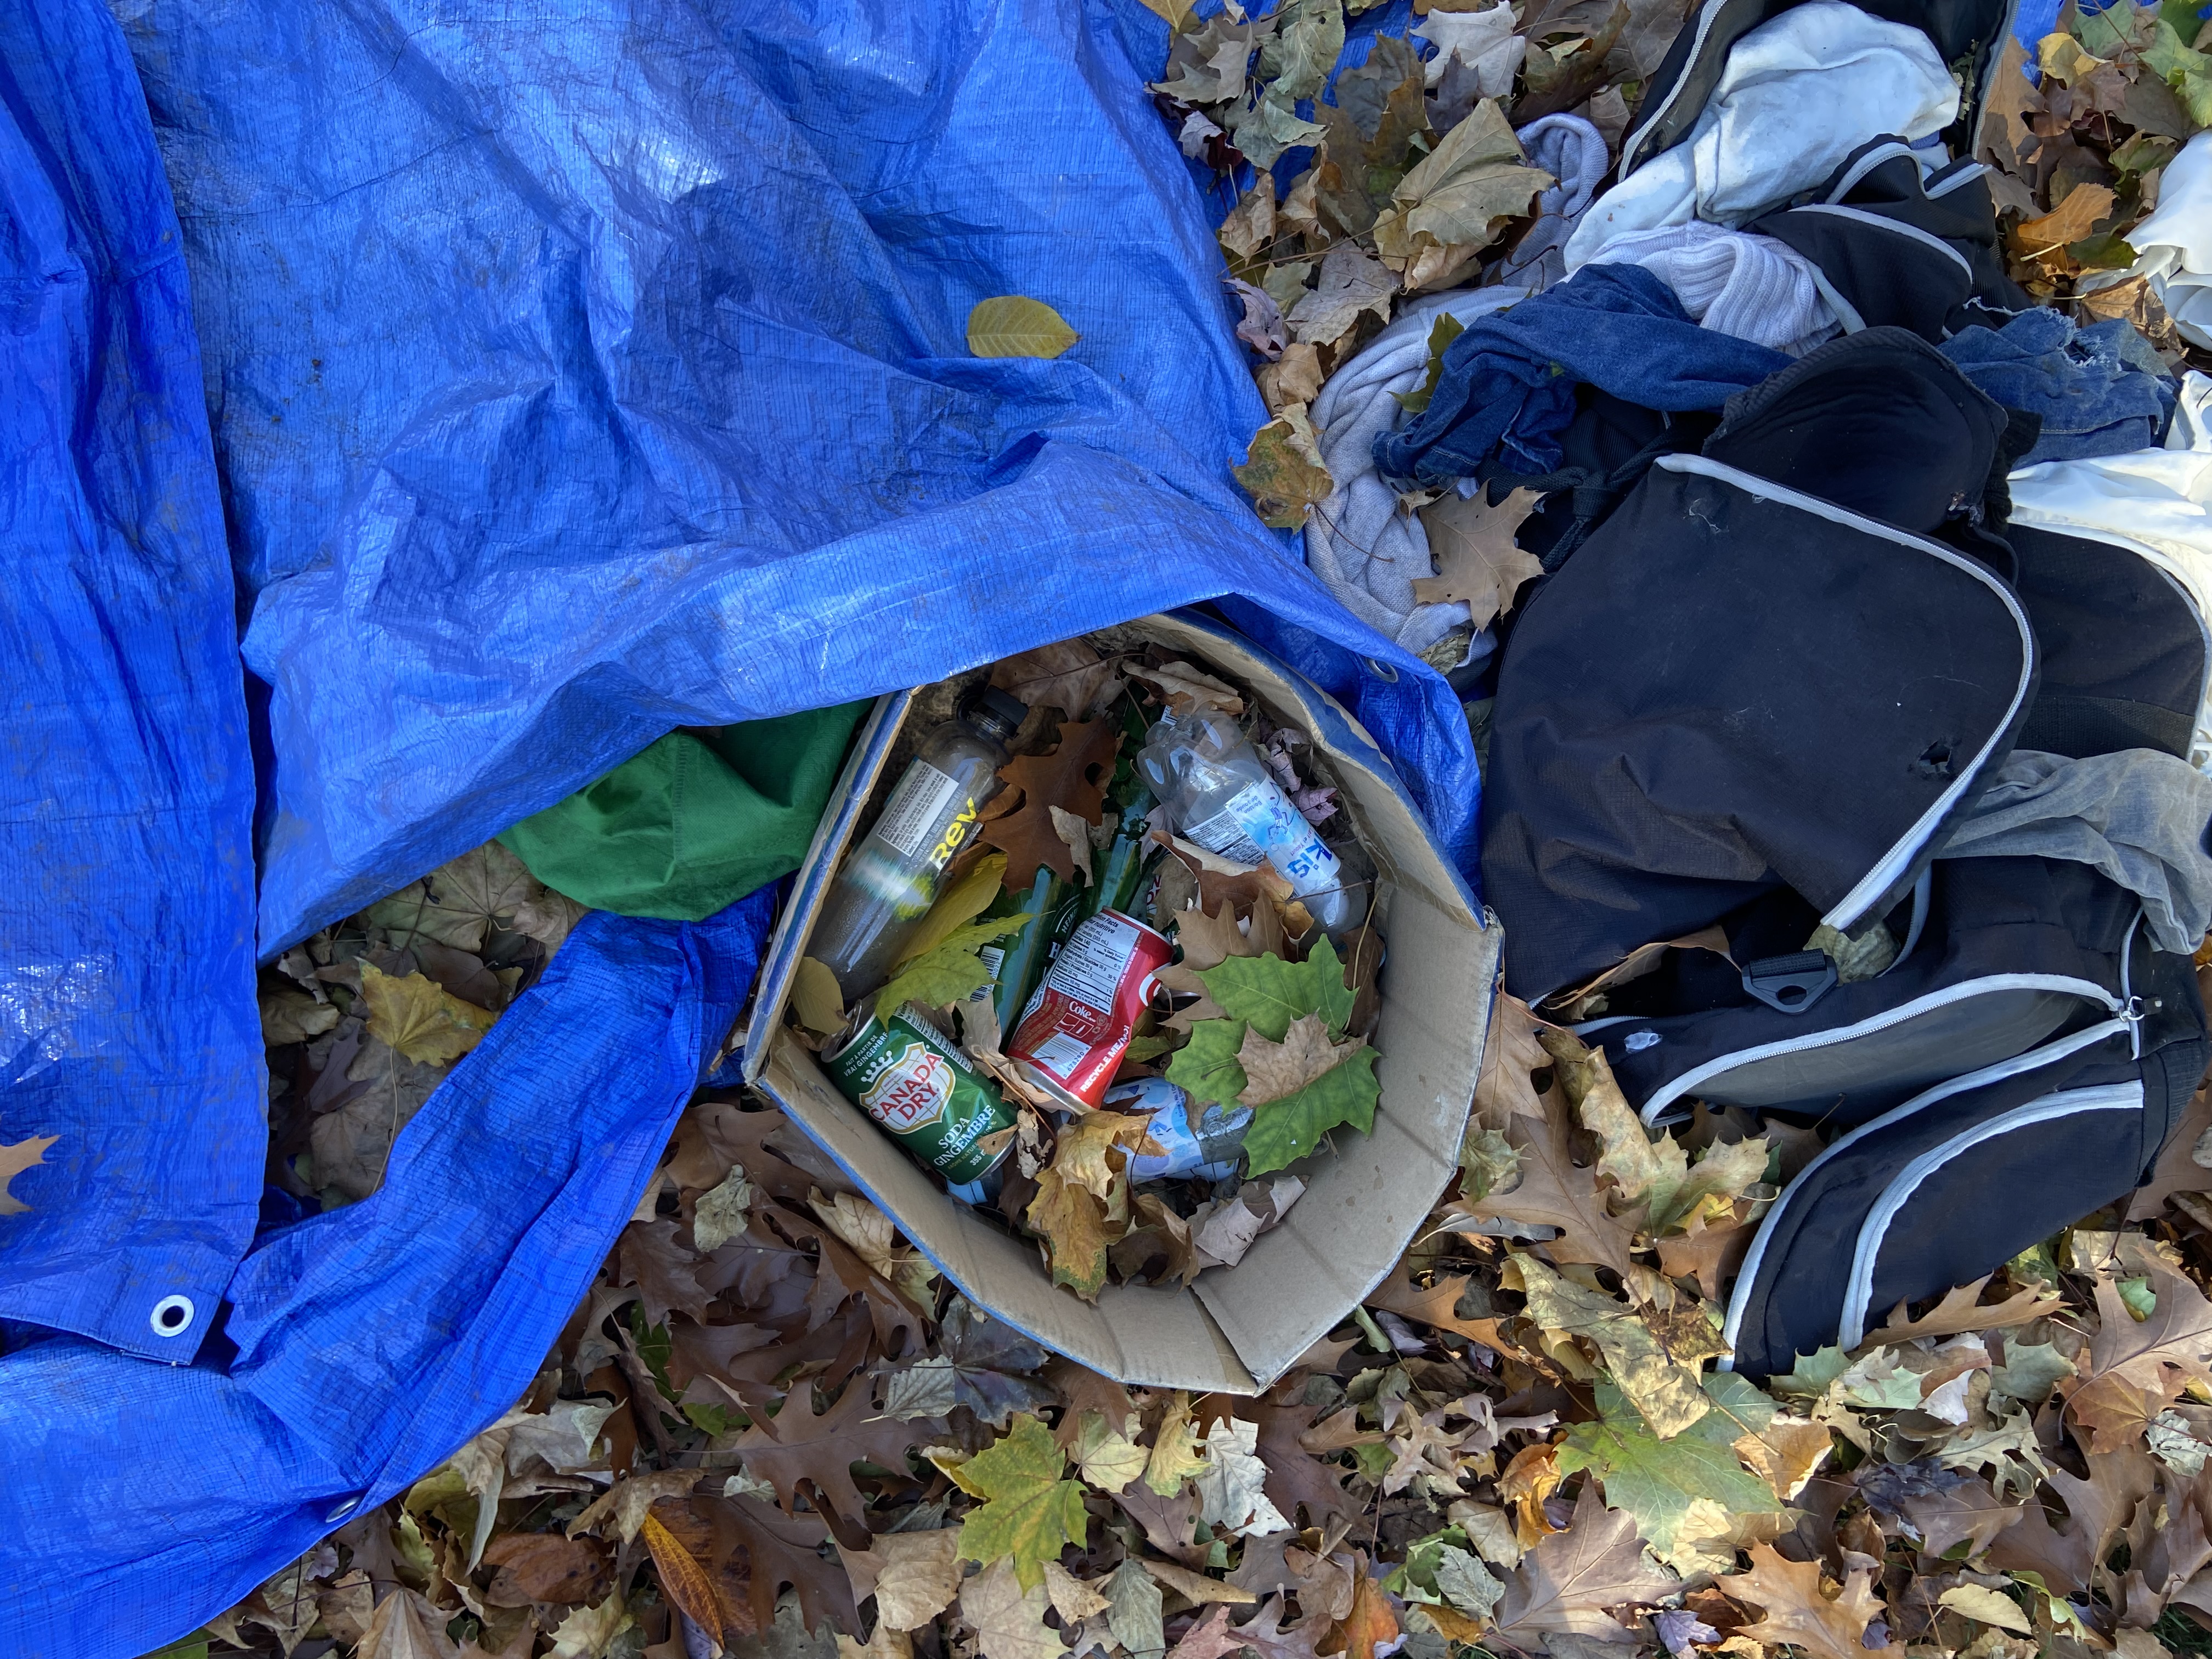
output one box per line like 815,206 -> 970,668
746,612 -> 1499,1392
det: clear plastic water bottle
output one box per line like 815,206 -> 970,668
814,687 -> 1028,1000
1137,707 -> 1363,934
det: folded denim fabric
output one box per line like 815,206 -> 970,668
1371,263 -> 1789,486
1940,308 -> 2176,465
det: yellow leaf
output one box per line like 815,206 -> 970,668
896,854 -> 1010,966
1071,1409 -> 1149,1493
641,1512 -> 730,1651
792,957 -> 847,1036
358,962 -> 496,1066
0,1133 -> 58,1216
1145,1391 -> 1212,1496
968,297 -> 1079,359
1136,0 -> 1199,29
1234,404 -> 1334,528
2012,183 -> 2115,257
1937,1584 -> 2034,1634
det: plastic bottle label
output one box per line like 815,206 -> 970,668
1188,780 -> 1341,894
874,760 -> 964,859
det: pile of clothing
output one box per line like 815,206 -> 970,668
1325,0 -> 2212,1375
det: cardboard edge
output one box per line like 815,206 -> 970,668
741,690 -> 912,1084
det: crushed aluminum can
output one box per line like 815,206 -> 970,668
1105,1075 -> 1250,1182
822,1003 -> 1015,1200
1006,908 -> 1172,1110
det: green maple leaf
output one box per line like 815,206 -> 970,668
1555,1378 -> 1782,1572
874,914 -> 1032,1018
1242,1041 -> 1379,1175
1165,1018 -> 1250,1109
955,1415 -> 1091,1591
1196,938 -> 1356,1041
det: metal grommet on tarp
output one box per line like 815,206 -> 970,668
1364,657 -> 1400,682
325,1496 -> 362,1523
149,1294 -> 195,1338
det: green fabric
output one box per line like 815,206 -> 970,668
499,701 -> 871,921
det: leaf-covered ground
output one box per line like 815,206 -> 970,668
197,4 -> 2212,1659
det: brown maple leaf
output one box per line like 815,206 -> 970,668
1729,1544 -> 1883,1659
1894,1478 -> 2029,1561
1653,1209 -> 1754,1302
1490,1485 -> 1676,1643
1987,1443 -> 2158,1595
0,1133 -> 57,1215
2068,1264 -> 2212,1453
1413,487 -> 1544,628
1238,1014 -> 1359,1108
726,1377 -> 943,1528
979,716 -> 1121,887
1114,1481 -> 1210,1567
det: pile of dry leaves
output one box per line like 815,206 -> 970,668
1191,0 -> 2212,532
214,889 -> 2212,1659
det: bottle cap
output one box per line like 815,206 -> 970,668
961,686 -> 1028,743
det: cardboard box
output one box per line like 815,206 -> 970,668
742,613 -> 1499,1392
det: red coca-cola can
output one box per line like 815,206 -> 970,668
1007,909 -> 1172,1109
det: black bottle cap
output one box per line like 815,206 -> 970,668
960,686 -> 1028,743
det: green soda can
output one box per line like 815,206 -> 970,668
822,1004 -> 1016,1202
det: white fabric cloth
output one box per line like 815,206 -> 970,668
1304,287 -> 1527,651
2010,445 -> 2212,766
1564,2 -> 1959,267
2171,370 -> 2212,453
1590,221 -> 1840,352
2084,131 -> 2212,351
1496,115 -> 1613,292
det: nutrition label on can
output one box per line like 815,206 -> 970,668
1044,911 -> 1137,1011
873,761 -> 963,859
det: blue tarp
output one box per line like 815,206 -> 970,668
0,0 -> 1482,1651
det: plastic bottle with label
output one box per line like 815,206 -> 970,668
1137,707 -> 1363,934
813,688 -> 1028,1000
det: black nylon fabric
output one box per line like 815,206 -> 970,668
1748,144 -> 2031,340
1702,328 -> 2013,543
2011,523 -> 2209,761
1728,1030 -> 2138,1377
1481,455 -> 2034,1001
1596,855 -> 2140,1122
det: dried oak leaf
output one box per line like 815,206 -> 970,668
1414,487 -> 1544,625
991,641 -> 1124,723
2129,1085 -> 2212,1221
1491,1485 -> 1677,1644
709,1492 -> 857,1633
1729,1544 -> 1883,1659
729,1378 -> 942,1527
1469,1103 -> 1642,1278
2068,1262 -> 2212,1452
979,716 -> 1121,887
1859,1274 -> 2060,1346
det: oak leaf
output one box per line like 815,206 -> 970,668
1860,1273 -> 2060,1346
1476,1111 -> 1642,1277
727,1380 -> 941,1526
1730,1544 -> 1882,1659
1413,487 -> 1544,627
991,641 -> 1124,722
0,1133 -> 57,1216
2069,1263 -> 2212,1453
1491,1487 -> 1676,1645
967,297 -> 1078,360
979,716 -> 1121,887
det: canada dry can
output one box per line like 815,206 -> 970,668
1006,909 -> 1173,1109
823,1005 -> 1015,1197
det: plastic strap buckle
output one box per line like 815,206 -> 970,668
1740,950 -> 1839,1015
